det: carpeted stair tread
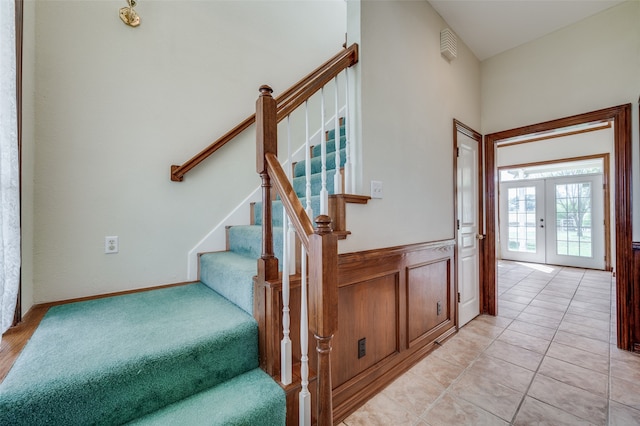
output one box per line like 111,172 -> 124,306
228,225 -> 284,261
325,124 -> 346,142
311,133 -> 347,158
293,169 -> 337,198
127,367 -> 285,425
293,148 -> 346,178
254,196 -> 322,228
0,283 -> 261,426
199,251 -> 260,315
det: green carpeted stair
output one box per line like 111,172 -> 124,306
0,284 -> 285,425
199,122 -> 347,317
0,122 -> 347,425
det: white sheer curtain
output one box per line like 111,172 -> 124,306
0,0 -> 21,341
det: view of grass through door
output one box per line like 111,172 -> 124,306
499,158 -> 605,270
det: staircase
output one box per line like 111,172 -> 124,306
0,123 -> 347,426
201,121 -> 346,317
1,45 -> 359,425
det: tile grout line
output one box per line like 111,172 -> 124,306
416,263 -> 534,424
508,265 -> 588,425
420,263 -> 537,424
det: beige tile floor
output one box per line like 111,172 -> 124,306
341,260 -> 640,425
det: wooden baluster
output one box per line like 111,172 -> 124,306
309,215 -> 338,426
256,85 -> 278,282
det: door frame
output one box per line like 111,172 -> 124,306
453,119 -> 484,326
483,104 -> 632,350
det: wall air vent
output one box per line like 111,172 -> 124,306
440,28 -> 457,61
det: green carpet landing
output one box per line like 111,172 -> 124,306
0,284 -> 285,425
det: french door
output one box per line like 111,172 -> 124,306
500,175 -> 604,270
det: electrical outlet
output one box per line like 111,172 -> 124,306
370,180 -> 383,199
105,236 -> 119,254
358,337 -> 366,359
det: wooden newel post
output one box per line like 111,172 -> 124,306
256,85 -> 279,282
309,214 -> 338,425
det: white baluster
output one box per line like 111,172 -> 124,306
286,116 -> 296,276
305,101 -> 313,218
334,76 -> 343,194
344,69 -> 353,193
320,88 -> 328,215
300,104 -> 312,425
299,246 -> 311,426
280,116 -> 292,386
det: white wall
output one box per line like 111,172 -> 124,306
341,0 -> 481,253
481,0 -> 640,237
27,1 -> 346,305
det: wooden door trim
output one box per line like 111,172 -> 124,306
453,119 -> 484,323
483,104 -> 632,350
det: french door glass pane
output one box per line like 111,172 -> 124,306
555,182 -> 592,258
507,186 -> 537,253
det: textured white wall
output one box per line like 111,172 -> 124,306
481,0 -> 639,239
27,1 -> 346,304
341,0 -> 481,253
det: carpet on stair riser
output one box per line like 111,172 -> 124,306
127,368 -> 285,425
0,284 -> 281,426
293,147 -> 347,178
253,196 -> 323,228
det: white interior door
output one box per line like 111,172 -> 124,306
457,132 -> 480,327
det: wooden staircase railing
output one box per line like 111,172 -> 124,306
171,44 -> 358,182
255,42 -> 356,424
173,43 -> 358,425
257,86 -> 338,425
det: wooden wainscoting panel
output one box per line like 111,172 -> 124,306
332,240 -> 456,423
332,273 -> 399,388
254,240 -> 456,424
406,258 -> 452,347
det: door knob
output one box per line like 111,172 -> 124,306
476,234 -> 485,240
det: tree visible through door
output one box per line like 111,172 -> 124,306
499,161 -> 605,270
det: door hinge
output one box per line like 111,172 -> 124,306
456,147 -> 460,157
457,292 -> 461,303
457,219 -> 460,230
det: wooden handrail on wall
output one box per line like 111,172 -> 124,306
171,44 -> 359,182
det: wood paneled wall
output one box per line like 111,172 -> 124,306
332,240 -> 456,421
255,239 -> 456,424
